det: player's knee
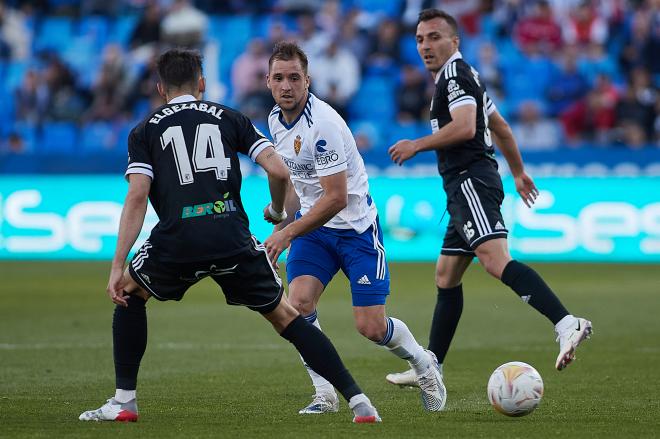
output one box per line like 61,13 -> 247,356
478,254 -> 505,279
435,265 -> 460,288
288,296 -> 316,316
355,319 -> 387,342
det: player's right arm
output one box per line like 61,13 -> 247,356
108,173 -> 151,306
488,109 -> 539,207
255,146 -> 289,222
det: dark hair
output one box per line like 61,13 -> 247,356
417,8 -> 458,36
268,41 -> 309,74
156,48 -> 203,91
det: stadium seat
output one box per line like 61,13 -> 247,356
5,62 -> 28,92
39,122 -> 78,154
352,0 -> 402,17
348,76 -> 396,122
109,15 -> 139,45
34,17 -> 74,53
78,16 -> 110,50
8,122 -> 38,154
79,122 -> 117,153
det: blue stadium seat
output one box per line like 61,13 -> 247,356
78,16 -> 110,50
34,17 -> 74,53
109,15 -> 138,45
79,122 -> 117,153
8,122 -> 38,154
400,35 -> 423,67
5,62 -> 28,91
348,76 -> 396,122
39,122 -> 78,154
351,0 -> 402,17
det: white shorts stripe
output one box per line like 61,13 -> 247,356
371,221 -> 386,280
460,180 -> 487,237
466,178 -> 492,234
250,235 -> 282,288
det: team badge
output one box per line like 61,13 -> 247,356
294,135 -> 302,155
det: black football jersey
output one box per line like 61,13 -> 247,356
430,54 -> 499,185
126,97 -> 271,262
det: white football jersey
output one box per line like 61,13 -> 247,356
268,93 -> 377,233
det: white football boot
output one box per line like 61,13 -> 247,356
79,398 -> 138,422
416,350 -> 447,411
348,394 -> 381,423
385,368 -> 419,388
298,391 -> 339,414
555,316 -> 593,371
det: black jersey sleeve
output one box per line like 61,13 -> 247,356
235,113 -> 273,162
125,124 -> 153,181
443,65 -> 479,113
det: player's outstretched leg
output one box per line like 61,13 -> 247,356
554,315 -> 593,370
80,295 -> 147,422
267,299 -> 380,423
360,308 -> 446,411
297,311 -> 339,414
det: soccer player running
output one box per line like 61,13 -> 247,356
385,9 -> 593,390
263,41 -> 445,414
79,49 -> 381,424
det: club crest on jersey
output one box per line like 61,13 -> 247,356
447,79 -> 460,93
294,135 -> 302,155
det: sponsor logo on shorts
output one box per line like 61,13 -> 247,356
181,193 -> 237,219
140,273 -> 151,284
463,221 -> 475,240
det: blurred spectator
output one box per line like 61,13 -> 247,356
351,120 -> 383,153
436,0 -> 482,35
127,52 -> 160,116
231,39 -> 270,104
614,67 -> 657,146
367,19 -> 401,73
265,20 -> 290,50
562,0 -> 608,47
295,12 -> 330,58
87,45 -> 128,121
578,42 -> 618,85
337,9 -> 370,61
130,2 -> 162,53
317,0 -> 342,36
401,0 -> 435,31
1,133 -> 27,155
396,65 -> 427,122
619,8 -> 652,75
15,69 -> 48,124
514,0 -> 563,55
474,41 -> 504,100
511,100 -> 562,150
560,73 -> 619,145
0,2 -> 31,60
309,38 -> 360,118
42,53 -> 86,122
161,0 -> 208,48
274,0 -> 323,15
492,0 -> 528,38
238,71 -> 275,124
546,45 -> 588,115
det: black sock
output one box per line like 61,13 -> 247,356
428,284 -> 463,364
501,260 -> 569,325
280,315 -> 361,401
113,295 -> 147,390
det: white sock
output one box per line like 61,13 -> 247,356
379,317 -> 430,374
348,393 -> 370,409
555,314 -> 576,334
114,389 -> 136,403
300,312 -> 335,395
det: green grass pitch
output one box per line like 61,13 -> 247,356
1,261 -> 659,438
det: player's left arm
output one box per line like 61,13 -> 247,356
108,174 -> 151,306
488,109 -> 539,207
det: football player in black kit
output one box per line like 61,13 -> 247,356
79,49 -> 380,423
386,9 -> 593,392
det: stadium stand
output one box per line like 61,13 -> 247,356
0,0 -> 658,175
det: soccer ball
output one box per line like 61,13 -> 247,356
487,361 -> 544,417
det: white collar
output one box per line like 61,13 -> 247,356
434,51 -> 463,83
168,94 -> 197,104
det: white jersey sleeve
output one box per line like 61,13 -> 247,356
312,119 -> 348,177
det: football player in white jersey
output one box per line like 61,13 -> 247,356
262,41 -> 446,414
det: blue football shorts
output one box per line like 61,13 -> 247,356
286,215 -> 390,307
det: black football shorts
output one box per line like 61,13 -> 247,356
128,236 -> 283,313
441,175 -> 508,256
